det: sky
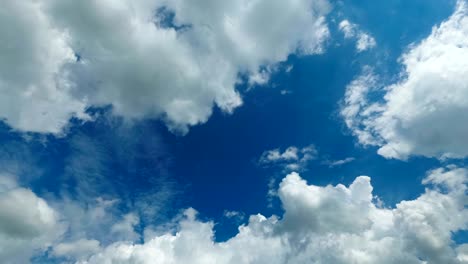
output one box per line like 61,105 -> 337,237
1,0 -> 468,263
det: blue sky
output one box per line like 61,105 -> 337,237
1,0 -> 468,263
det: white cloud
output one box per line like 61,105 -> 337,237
52,239 -> 101,261
110,213 -> 140,242
341,1 -> 468,159
52,197 -> 142,248
66,166 -> 468,264
224,210 -> 245,219
46,197 -> 145,262
0,0 -> 330,134
340,67 -> 382,146
258,145 -> 318,172
458,244 -> 468,262
223,210 -> 246,224
339,20 -> 355,38
356,33 -> 377,52
339,20 -> 376,52
2,167 -> 468,263
0,1 -> 89,134
322,157 -> 355,167
0,174 -> 63,264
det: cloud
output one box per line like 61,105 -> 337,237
340,67 -> 381,147
322,157 -> 355,167
458,245 -> 468,262
61,123 -> 176,219
110,213 -> 140,242
52,239 -> 101,261
341,1 -> 468,159
0,117 -> 178,263
0,174 -> 63,264
339,20 -> 376,52
0,0 -> 330,134
258,145 -> 318,172
51,197 -> 143,249
259,145 -> 355,171
224,210 -> 245,219
2,167 -> 468,263
0,1 -> 89,134
60,166 -> 468,264
223,210 -> 246,225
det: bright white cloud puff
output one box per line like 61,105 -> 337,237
342,1 -> 468,159
0,0 -> 330,134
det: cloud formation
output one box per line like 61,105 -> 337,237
322,157 -> 355,167
0,0 -> 330,134
0,174 -> 62,264
31,166 -> 465,264
341,1 -> 468,159
339,20 -> 376,52
52,239 -> 101,261
1,167 -> 467,263
258,145 -> 318,172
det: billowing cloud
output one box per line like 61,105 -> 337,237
0,174 -> 62,264
258,145 -> 318,172
1,167 -> 467,263
51,166 -> 467,264
0,1 -> 89,134
339,20 -> 376,52
0,0 -> 330,134
341,1 -> 468,159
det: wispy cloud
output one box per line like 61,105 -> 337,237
322,157 -> 355,168
258,145 -> 318,172
339,20 -> 376,52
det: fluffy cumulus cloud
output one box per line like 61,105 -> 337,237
0,174 -> 62,264
39,166 -> 465,264
0,1 -> 89,133
0,0 -> 330,134
258,145 -> 318,172
341,1 -> 468,159
5,174 -> 147,263
339,20 -> 376,52
1,167 -> 468,263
